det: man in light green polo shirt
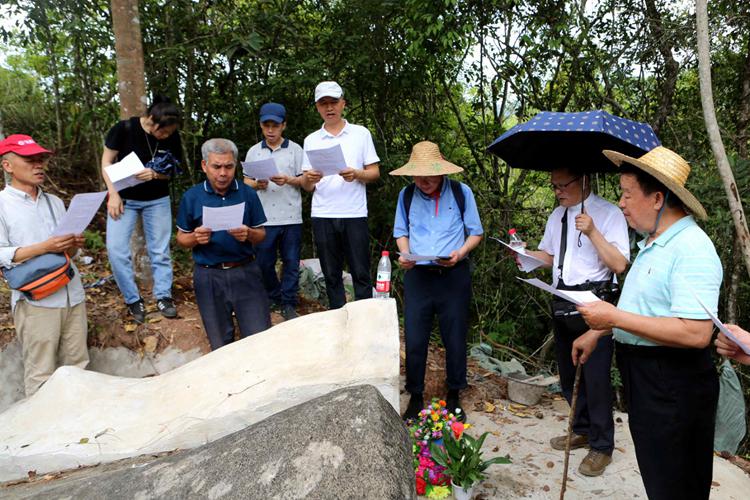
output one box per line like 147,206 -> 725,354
573,146 -> 721,500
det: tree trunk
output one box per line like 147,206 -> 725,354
696,0 -> 750,279
110,0 -> 151,289
110,0 -> 147,118
645,0 -> 679,136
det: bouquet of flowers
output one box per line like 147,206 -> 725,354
407,399 -> 465,498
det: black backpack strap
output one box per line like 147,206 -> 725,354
403,183 -> 416,229
448,179 -> 465,222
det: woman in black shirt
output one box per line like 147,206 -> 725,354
101,96 -> 182,322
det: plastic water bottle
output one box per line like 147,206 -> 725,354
508,228 -> 524,249
374,251 -> 391,299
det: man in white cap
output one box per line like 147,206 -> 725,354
0,134 -> 89,396
301,81 -> 380,309
576,146 -> 722,500
390,141 -> 483,421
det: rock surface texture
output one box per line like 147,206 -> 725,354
0,299 -> 400,482
4,385 -> 415,499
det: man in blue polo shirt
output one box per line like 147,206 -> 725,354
390,142 -> 483,421
176,138 -> 270,350
575,146 -> 721,500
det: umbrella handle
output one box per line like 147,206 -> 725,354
577,177 -> 586,247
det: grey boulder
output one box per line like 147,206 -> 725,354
5,384 -> 415,499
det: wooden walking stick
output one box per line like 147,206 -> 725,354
560,362 -> 583,500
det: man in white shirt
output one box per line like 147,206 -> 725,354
0,135 -> 88,396
524,167 -> 629,477
244,103 -> 304,320
301,81 -> 380,309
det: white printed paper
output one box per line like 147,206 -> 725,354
52,191 -> 108,236
692,292 -> 750,355
491,237 -> 545,272
517,277 -> 601,305
104,152 -> 147,191
242,158 -> 279,180
305,145 -> 347,176
202,202 -> 245,231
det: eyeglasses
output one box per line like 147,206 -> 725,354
551,176 -> 581,191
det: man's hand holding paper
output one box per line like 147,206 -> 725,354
305,144 -> 347,176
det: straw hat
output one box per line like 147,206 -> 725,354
603,146 -> 707,220
390,141 -> 464,176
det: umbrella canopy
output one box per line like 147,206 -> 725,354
486,110 -> 661,173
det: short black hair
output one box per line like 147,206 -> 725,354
146,94 -> 181,129
619,163 -> 682,209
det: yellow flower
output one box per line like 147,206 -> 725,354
431,413 -> 439,422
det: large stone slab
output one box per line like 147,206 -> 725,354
0,299 -> 400,482
4,385 -> 415,499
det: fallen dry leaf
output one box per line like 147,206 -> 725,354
79,437 -> 89,444
484,401 -> 496,413
124,324 -> 137,333
143,336 -> 158,353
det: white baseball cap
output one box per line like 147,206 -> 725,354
314,81 -> 343,102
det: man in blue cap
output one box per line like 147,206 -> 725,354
244,103 -> 304,320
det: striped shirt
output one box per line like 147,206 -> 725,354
614,216 -> 722,346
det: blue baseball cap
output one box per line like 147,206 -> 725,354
259,102 -> 286,123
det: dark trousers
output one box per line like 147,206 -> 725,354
193,261 -> 271,350
404,261 -> 471,394
553,313 -> 615,454
616,343 -> 718,500
255,224 -> 302,306
311,217 -> 371,309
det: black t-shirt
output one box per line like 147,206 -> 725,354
104,116 -> 183,201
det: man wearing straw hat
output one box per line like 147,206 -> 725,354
575,146 -> 722,500
391,141 -> 483,421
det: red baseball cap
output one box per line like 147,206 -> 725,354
0,135 -> 52,156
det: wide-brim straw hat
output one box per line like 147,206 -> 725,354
390,141 -> 464,176
603,146 -> 707,220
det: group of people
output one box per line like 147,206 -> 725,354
1,78 -> 749,499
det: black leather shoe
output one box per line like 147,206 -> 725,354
402,393 -> 424,422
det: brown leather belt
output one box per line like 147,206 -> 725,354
201,256 -> 254,270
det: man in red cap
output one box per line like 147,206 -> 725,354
0,134 -> 89,396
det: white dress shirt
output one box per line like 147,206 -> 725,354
538,193 -> 630,287
302,120 -> 380,218
0,185 -> 85,311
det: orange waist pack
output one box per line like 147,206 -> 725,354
1,252 -> 75,301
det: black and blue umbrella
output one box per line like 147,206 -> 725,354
486,110 -> 660,172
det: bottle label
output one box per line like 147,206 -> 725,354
376,271 -> 391,292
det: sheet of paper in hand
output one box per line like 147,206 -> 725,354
104,152 -> 147,192
517,277 -> 601,305
202,202 -> 245,232
305,144 -> 347,176
490,236 -> 545,272
692,292 -> 750,355
241,158 -> 279,180
52,191 -> 108,236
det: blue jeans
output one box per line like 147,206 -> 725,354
254,224 -> 302,306
106,196 -> 173,304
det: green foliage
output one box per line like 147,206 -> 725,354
83,230 -> 105,252
430,430 -> 511,488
